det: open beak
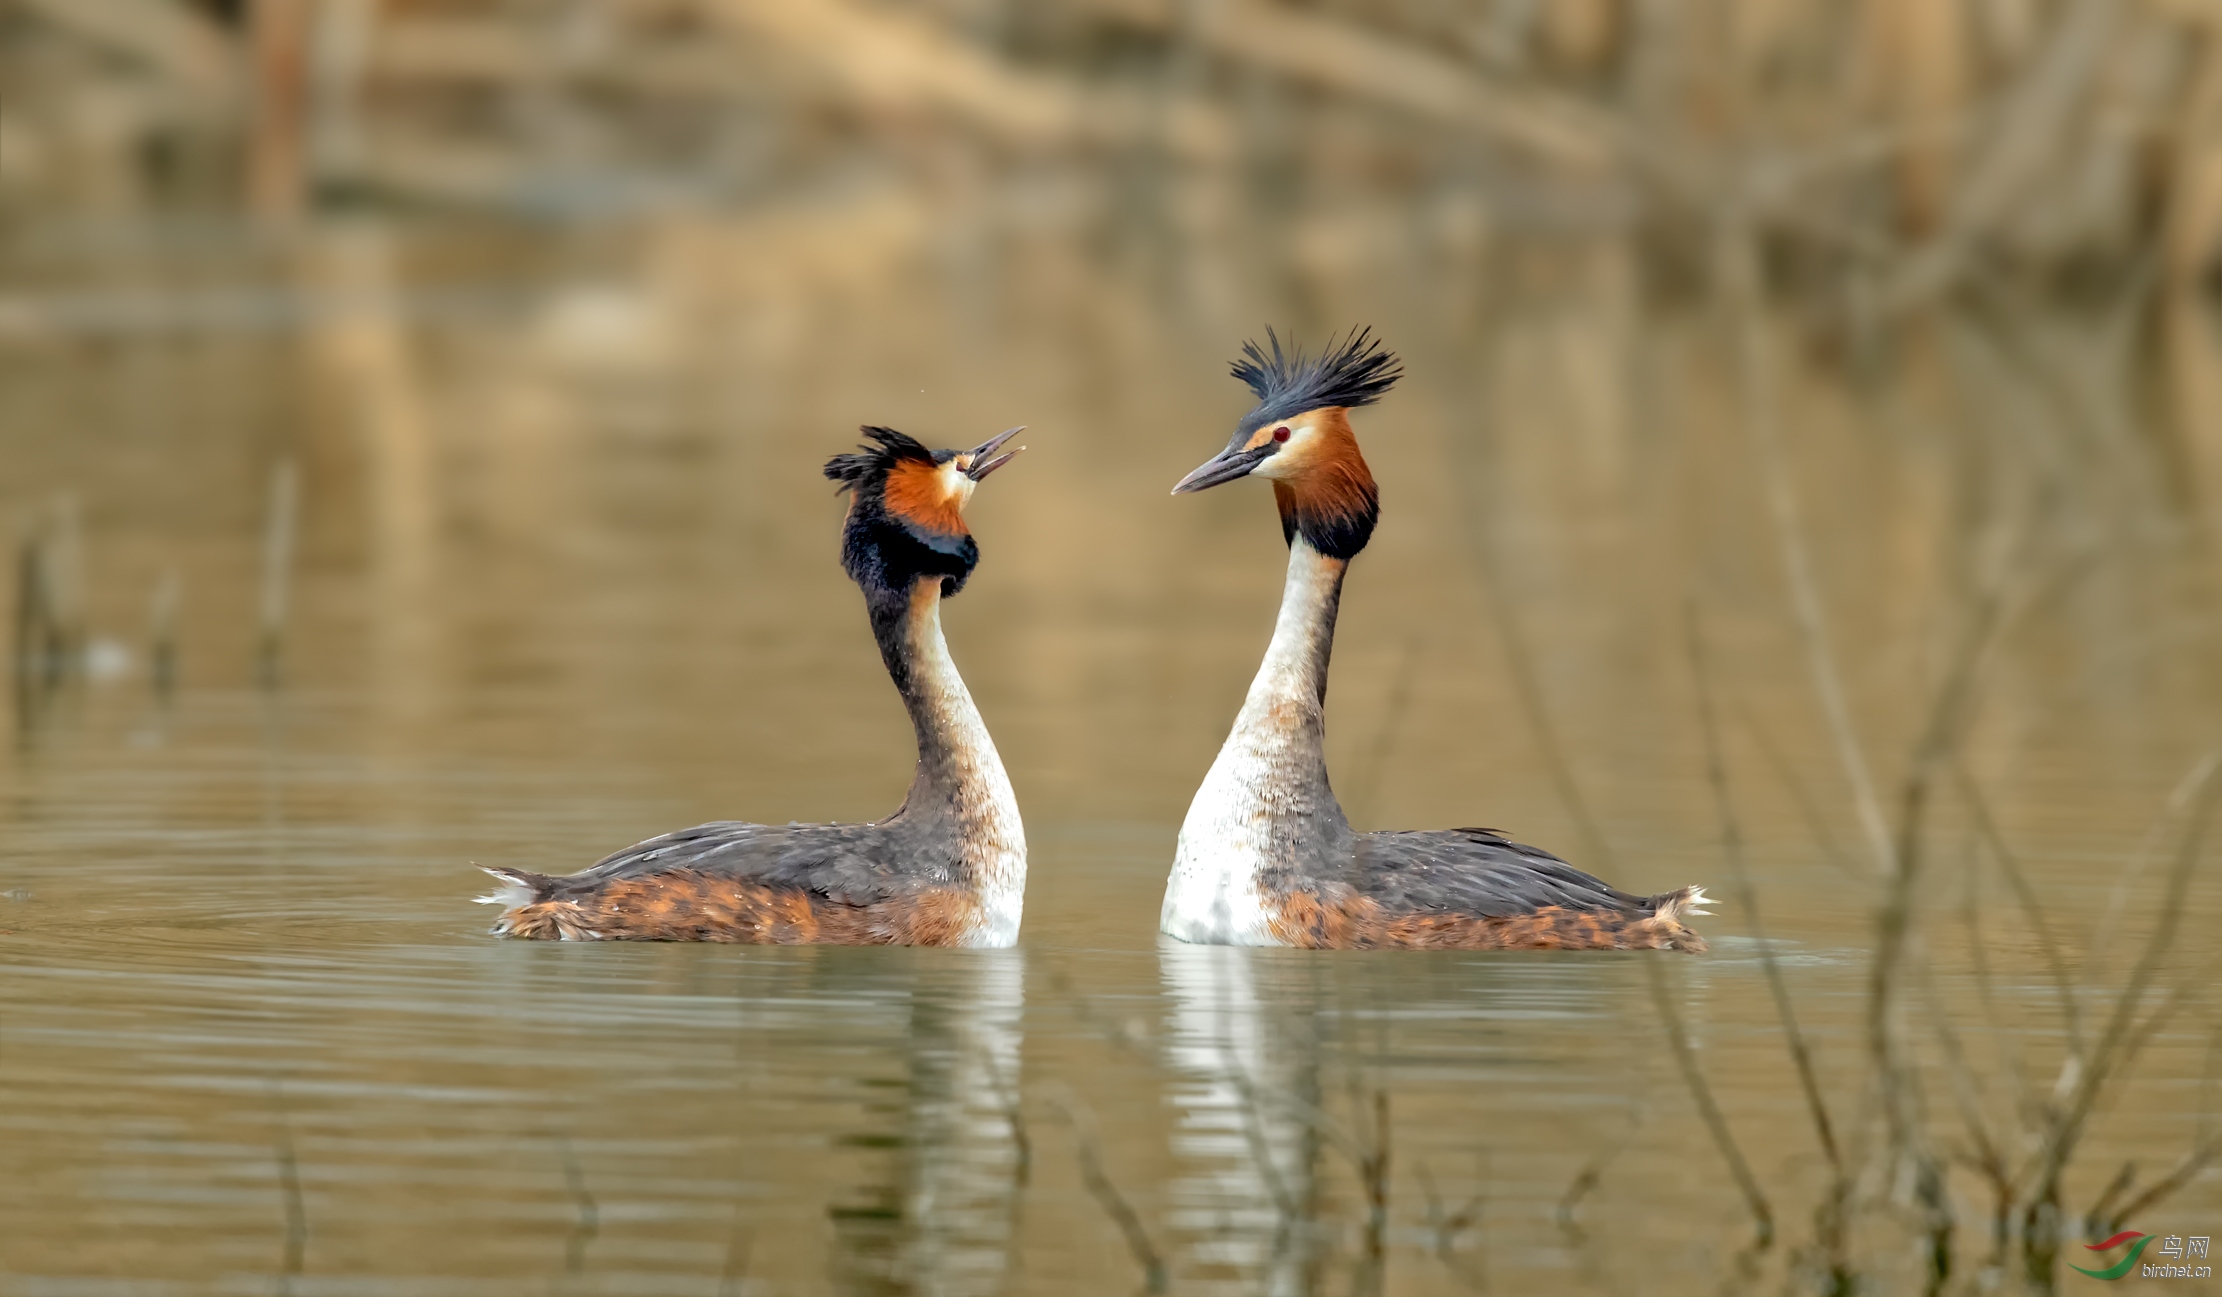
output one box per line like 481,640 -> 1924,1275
1170,444 -> 1270,495
966,426 -> 1026,481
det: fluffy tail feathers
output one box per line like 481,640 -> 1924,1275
1649,884 -> 1713,923
1641,884 -> 1713,953
476,866 -> 553,912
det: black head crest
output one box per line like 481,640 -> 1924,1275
1232,327 -> 1402,436
824,426 -> 938,492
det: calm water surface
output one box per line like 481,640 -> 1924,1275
4,199 -> 2220,1293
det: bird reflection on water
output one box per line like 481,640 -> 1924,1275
3,211 -> 2218,1293
825,953 -> 1028,1296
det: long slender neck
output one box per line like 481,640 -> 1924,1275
1164,537 -> 1354,941
1238,537 -> 1346,730
866,581 -> 1026,916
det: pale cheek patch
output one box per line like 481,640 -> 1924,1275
946,462 -> 976,511
1252,424 -> 1319,481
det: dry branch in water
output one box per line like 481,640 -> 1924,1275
554,1133 -> 599,1275
10,0 -> 2220,290
268,1078 -> 306,1291
1643,958 -> 1775,1251
1686,606 -> 1847,1282
257,460 -> 299,689
1048,1089 -> 1168,1295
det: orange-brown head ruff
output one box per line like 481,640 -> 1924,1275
1171,328 -> 1399,560
825,425 -> 1024,599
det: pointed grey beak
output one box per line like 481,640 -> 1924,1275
1171,444 -> 1271,495
966,426 -> 1026,481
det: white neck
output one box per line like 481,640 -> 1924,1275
898,584 -> 1027,947
1161,540 -> 1348,945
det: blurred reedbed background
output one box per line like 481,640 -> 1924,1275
5,1 -> 2222,1295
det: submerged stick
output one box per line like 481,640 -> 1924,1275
1557,1099 -> 1645,1239
2086,749 -> 2222,993
13,525 -> 43,690
1955,762 -> 2082,1057
1687,606 -> 1845,1175
1418,1155 -> 1488,1289
555,1133 -> 599,1274
44,494 -> 84,685
1732,696 -> 1858,878
1050,1090 -> 1168,1294
1645,958 -> 1774,1249
149,568 -> 180,697
2094,1021 -> 2222,1232
1720,223 -> 1893,878
717,1223 -> 753,1297
2020,749 -> 2222,1269
258,460 -> 298,688
269,1078 -> 306,1290
1869,517 -> 2018,1297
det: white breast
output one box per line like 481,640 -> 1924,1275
1161,743 -> 1283,945
907,593 -> 1027,949
1160,541 -> 1347,947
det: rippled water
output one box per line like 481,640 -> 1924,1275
4,200 -> 2220,1294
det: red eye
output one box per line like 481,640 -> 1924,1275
1271,426 -> 1291,443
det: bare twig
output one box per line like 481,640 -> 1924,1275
555,1134 -> 599,1274
1185,0 -> 1620,169
1050,1090 -> 1169,1294
1556,1100 -> 1645,1239
2094,1019 -> 2222,1232
980,1040 -> 1032,1189
1687,605 -> 1847,1281
2083,1160 -> 2140,1236
1453,460 -> 1618,874
1646,958 -> 1774,1248
1719,222 -> 1894,879
1341,633 -> 1423,827
1955,761 -> 2083,1058
2020,751 -> 2222,1267
2086,748 -> 2222,991
1217,1036 -> 1303,1220
1876,0 -> 2124,315
717,1221 -> 753,1297
268,1079 -> 306,1293
13,525 -> 45,694
2101,1135 -> 2222,1235
1418,1156 -> 1488,1291
149,568 -> 181,698
258,460 -> 299,688
1870,523 -> 2019,1295
1688,605 -> 1842,1172
1731,696 -> 1859,877
1958,856 -> 2034,1133
1360,1089 -> 1390,1266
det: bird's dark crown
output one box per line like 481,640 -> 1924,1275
1231,326 -> 1403,438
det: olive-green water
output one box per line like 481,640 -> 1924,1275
3,197 -> 2220,1294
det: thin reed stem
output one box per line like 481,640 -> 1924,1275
1719,220 -> 1894,879
258,459 -> 299,688
1051,1090 -> 1169,1294
1645,957 -> 1774,1249
1954,761 -> 2082,1057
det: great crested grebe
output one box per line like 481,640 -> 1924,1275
1160,329 -> 1711,951
478,425 -> 1029,946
